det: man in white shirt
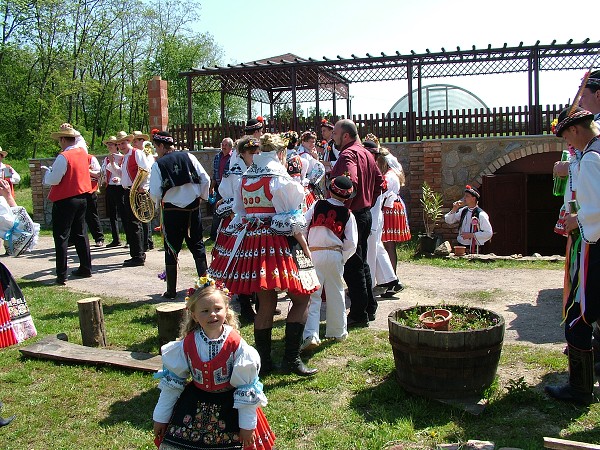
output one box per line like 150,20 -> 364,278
149,131 -> 210,298
101,136 -> 126,247
444,185 -> 493,254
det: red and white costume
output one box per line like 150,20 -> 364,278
381,169 -> 411,242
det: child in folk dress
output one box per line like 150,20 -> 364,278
152,277 -> 275,450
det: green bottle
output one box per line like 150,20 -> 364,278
552,150 -> 570,196
568,200 -> 579,237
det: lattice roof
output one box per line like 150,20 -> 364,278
181,40 -> 600,105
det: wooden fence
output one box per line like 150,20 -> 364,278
171,104 -> 566,149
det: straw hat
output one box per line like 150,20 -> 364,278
128,130 -> 150,141
115,131 -> 132,142
50,123 -> 79,140
0,146 -> 7,157
102,136 -> 117,145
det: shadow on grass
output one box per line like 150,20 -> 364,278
99,388 -> 159,430
505,288 -> 563,345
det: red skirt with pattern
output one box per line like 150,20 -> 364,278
382,199 -> 411,242
208,221 -> 319,296
305,189 -> 317,209
211,215 -> 233,261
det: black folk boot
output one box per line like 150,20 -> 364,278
254,328 -> 273,376
545,344 -> 595,405
162,265 -> 177,299
238,294 -> 256,324
281,322 -> 318,376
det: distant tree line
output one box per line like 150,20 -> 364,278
0,0 -> 245,158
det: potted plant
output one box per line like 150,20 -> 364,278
418,181 -> 443,254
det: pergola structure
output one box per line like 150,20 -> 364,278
180,39 -> 600,143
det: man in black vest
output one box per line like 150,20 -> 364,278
444,185 -> 493,254
149,131 -> 211,298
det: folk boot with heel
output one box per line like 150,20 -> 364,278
238,294 -> 256,324
254,328 -> 273,376
545,344 -> 595,405
281,322 -> 318,376
162,265 -> 177,299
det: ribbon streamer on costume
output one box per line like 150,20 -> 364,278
3,218 -> 26,255
223,216 -> 265,275
470,216 -> 480,255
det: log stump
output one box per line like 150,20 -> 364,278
77,297 -> 107,347
156,302 -> 187,349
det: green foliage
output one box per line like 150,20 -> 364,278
420,181 -> 443,237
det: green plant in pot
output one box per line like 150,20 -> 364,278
419,181 -> 443,254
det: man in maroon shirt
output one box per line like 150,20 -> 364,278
330,119 -> 384,326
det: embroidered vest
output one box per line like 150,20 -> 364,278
309,199 -> 350,240
125,148 -> 140,182
103,156 -> 113,184
183,329 -> 241,392
242,177 -> 275,214
156,152 -> 200,197
48,148 -> 92,202
87,154 -> 98,193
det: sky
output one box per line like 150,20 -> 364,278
195,0 -> 595,115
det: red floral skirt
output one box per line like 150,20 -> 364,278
211,216 -> 233,260
208,222 -> 319,296
382,199 -> 411,242
305,189 -> 317,209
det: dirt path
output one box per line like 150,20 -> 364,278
7,236 -> 566,350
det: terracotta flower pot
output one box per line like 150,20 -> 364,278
418,308 -> 452,331
454,245 -> 466,256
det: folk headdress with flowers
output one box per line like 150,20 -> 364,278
185,275 -> 229,304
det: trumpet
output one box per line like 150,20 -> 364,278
129,168 -> 155,223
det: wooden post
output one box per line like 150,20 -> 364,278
156,303 -> 187,349
77,297 -> 107,347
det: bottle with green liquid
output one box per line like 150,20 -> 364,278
553,150 -> 570,196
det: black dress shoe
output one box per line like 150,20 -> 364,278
105,241 -> 121,248
0,415 -> 15,427
55,278 -> 66,286
71,269 -> 92,278
123,258 -> 145,267
347,317 -> 369,328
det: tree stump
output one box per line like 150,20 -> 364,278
77,297 -> 107,347
156,302 -> 187,349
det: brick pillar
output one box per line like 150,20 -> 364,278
148,76 -> 168,131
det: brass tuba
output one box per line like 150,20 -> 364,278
129,168 -> 155,223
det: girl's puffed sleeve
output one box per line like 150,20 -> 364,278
271,176 -> 306,235
230,340 -> 268,431
152,340 -> 189,423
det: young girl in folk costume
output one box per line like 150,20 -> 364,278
212,137 -> 261,323
376,147 -> 411,275
296,131 -> 325,208
208,133 -> 319,377
152,277 -> 275,450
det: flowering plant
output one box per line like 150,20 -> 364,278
550,118 -> 558,134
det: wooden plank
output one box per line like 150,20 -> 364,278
544,437 -> 600,450
19,334 -> 162,373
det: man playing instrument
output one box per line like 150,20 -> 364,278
130,131 -> 155,251
149,131 -> 210,299
111,131 -> 152,267
101,136 -> 126,248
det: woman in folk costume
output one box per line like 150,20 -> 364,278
376,148 -> 411,267
362,137 -> 404,298
296,131 -> 325,208
0,178 -> 39,349
213,137 -> 261,323
0,147 -> 21,197
208,133 -> 319,377
152,277 -> 275,450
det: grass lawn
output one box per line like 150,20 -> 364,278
1,279 -> 599,450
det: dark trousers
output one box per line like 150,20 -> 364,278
565,242 -> 600,350
52,194 -> 92,280
163,199 -> 207,275
344,207 -> 376,322
123,190 -> 145,260
105,184 -> 125,243
85,192 -> 104,243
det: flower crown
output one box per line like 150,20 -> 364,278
185,276 -> 229,302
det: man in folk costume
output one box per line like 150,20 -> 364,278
112,130 -> 153,266
84,152 -> 105,247
149,131 -> 211,299
320,119 -> 338,176
444,186 -> 493,254
42,123 -> 92,285
244,116 -> 264,139
130,130 -> 155,251
329,119 -> 384,327
101,136 -> 126,248
545,107 -> 600,405
0,147 -> 21,197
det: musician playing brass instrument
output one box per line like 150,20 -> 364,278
149,131 -> 210,299
113,131 -> 153,267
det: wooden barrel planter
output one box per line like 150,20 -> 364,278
388,305 -> 505,399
